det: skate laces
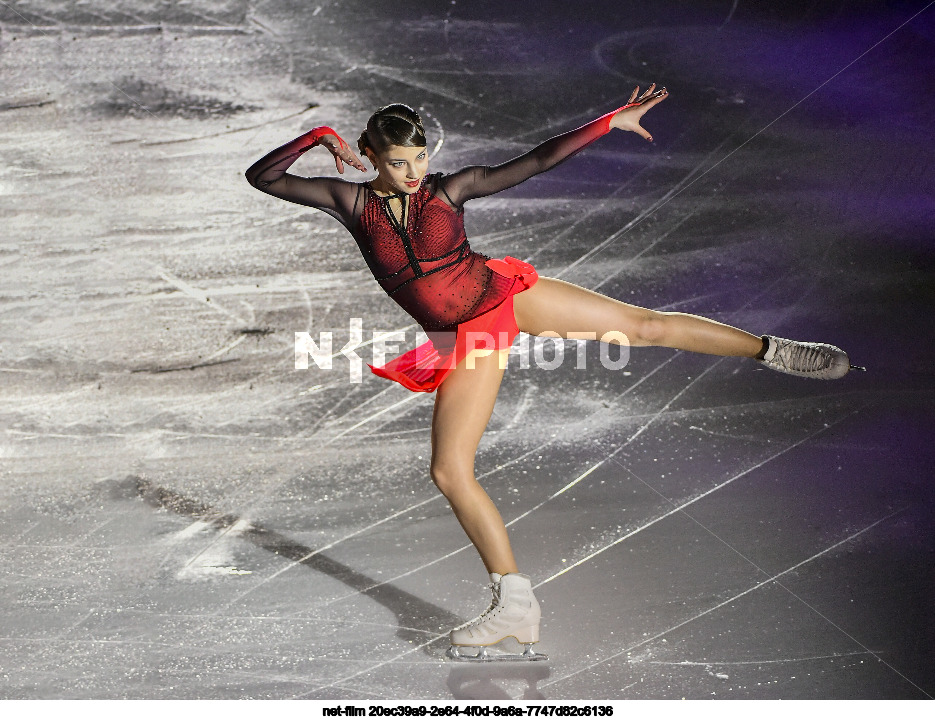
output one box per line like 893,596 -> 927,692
467,581 -> 501,628
776,339 -> 831,372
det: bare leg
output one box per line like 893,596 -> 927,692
431,277 -> 760,573
430,347 -> 518,575
513,277 -> 763,356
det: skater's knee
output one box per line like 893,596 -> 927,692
632,311 -> 669,346
429,460 -> 475,499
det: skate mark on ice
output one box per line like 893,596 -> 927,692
303,383 -> 401,438
505,356 -> 726,533
200,334 -> 248,363
504,88 -> 663,144
651,291 -> 730,311
356,64 -> 528,124
720,0 -> 740,29
321,394 -> 423,446
684,408 -> 884,449
153,267 -> 249,325
130,357 -> 241,374
546,136 -> 736,278
589,205 -> 704,292
590,2 -> 935,247
541,510 -> 926,693
301,385 -> 400,445
637,650 -> 880,667
514,123 -> 704,270
466,217 -> 569,254
536,408 -> 854,587
10,381 -> 102,414
0,98 -> 56,112
301,288 -> 315,338
502,381 -> 537,430
608,454 -> 931,696
136,104 -> 320,147
297,634 -> 451,698
130,478 -> 462,641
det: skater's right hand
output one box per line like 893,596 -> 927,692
318,133 -> 368,174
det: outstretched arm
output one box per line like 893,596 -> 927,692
245,126 -> 367,215
440,85 -> 668,208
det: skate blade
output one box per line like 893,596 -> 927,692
849,364 -> 867,371
447,643 -> 548,663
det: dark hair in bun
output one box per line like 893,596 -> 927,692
357,103 -> 427,156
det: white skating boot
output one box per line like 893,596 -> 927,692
447,572 -> 547,662
757,335 -> 860,379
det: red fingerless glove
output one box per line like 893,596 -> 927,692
302,126 -> 349,151
246,125 -> 350,189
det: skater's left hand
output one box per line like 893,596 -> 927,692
610,84 -> 668,142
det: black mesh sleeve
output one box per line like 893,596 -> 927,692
245,126 -> 363,227
438,108 -> 621,208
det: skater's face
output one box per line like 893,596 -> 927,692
369,145 -> 429,195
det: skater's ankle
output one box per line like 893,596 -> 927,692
755,335 -> 770,360
489,566 -> 520,576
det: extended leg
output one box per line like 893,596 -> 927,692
513,276 -> 763,356
430,347 -> 517,575
513,277 -> 852,378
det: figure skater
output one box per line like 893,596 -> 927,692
246,85 -> 854,661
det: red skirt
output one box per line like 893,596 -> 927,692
368,256 -> 539,393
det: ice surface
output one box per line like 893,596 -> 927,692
1,0 -> 933,701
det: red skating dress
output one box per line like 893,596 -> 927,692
246,109 -> 622,392
351,176 -> 538,392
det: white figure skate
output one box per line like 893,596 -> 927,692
447,572 -> 547,662
758,335 -> 863,379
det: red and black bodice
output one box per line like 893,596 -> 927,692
351,174 -> 516,332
